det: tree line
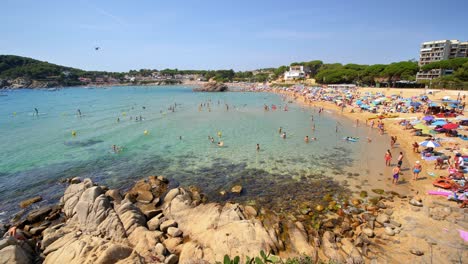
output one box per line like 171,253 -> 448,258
1,55 -> 467,87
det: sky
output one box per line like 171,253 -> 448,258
1,0 -> 467,72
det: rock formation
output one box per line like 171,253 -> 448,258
193,82 -> 228,92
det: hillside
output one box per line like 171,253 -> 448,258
0,55 -> 125,88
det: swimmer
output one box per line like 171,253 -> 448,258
112,145 -> 118,153
281,132 -> 286,139
304,136 -> 309,143
279,127 -> 282,134
34,108 -> 39,116
179,136 -> 182,140
210,137 -> 215,143
117,117 -> 120,123
256,143 -> 260,151
77,109 -> 82,117
217,141 -> 224,147
311,137 -> 317,141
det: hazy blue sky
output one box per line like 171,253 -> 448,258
1,0 -> 467,71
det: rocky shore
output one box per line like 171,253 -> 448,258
193,82 -> 228,92
2,173 -> 449,264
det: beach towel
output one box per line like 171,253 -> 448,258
458,229 -> 468,242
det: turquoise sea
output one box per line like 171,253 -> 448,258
0,86 -> 390,221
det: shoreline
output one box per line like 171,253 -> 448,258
1,86 -> 466,263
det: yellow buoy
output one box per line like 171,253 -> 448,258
144,130 -> 149,135
217,131 -> 222,138
122,112 -> 126,116
71,130 -> 77,136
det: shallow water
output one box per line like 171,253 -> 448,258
0,86 -> 391,221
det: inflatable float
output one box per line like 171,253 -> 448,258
432,178 -> 455,189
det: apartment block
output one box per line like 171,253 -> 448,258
416,40 -> 467,81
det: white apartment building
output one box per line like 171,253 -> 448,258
416,40 -> 468,81
284,65 -> 310,80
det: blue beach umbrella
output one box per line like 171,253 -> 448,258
431,120 -> 447,126
411,102 -> 421,107
419,140 -> 441,148
423,115 -> 434,121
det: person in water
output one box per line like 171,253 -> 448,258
256,143 -> 260,151
77,109 -> 82,117
412,161 -> 422,180
117,117 -> 120,123
34,108 -> 39,116
392,165 -> 401,185
279,127 -> 282,134
304,136 -> 309,143
385,149 -> 392,167
281,132 -> 286,139
217,141 -> 224,147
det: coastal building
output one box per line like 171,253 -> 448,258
284,66 -> 310,80
416,40 -> 468,81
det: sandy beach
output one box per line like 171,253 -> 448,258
267,86 -> 468,263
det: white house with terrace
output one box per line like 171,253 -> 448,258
284,65 -> 310,80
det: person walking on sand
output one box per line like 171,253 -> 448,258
392,165 -> 401,185
413,161 -> 422,180
390,136 -> 397,148
397,152 -> 403,167
385,149 -> 392,166
412,142 -> 419,153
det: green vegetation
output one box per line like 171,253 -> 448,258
219,250 -> 333,264
1,55 -> 467,89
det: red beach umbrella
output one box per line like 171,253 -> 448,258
442,123 -> 458,130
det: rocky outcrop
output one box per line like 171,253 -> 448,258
2,176 -> 412,263
0,78 -> 60,89
193,82 -> 228,92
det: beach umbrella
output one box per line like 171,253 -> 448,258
423,115 -> 434,121
431,120 -> 447,126
456,115 -> 468,121
443,123 -> 459,130
443,96 -> 450,100
411,102 -> 422,107
419,140 -> 441,148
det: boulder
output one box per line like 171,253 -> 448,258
244,206 -> 257,217
409,198 -> 423,207
376,214 -> 390,225
362,228 -> 374,238
148,214 -> 166,231
160,220 -> 177,232
231,185 -> 242,194
165,254 -> 178,264
410,248 -> 424,256
105,189 -> 122,204
193,82 -> 228,92
321,231 -> 345,263
27,206 -> 53,223
0,244 -> 32,264
136,191 -> 153,204
384,227 -> 395,236
163,237 -> 183,254
163,188 -> 180,204
340,238 -> 364,264
155,243 -> 168,256
70,177 -> 82,184
19,196 -> 42,208
167,227 -> 182,237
